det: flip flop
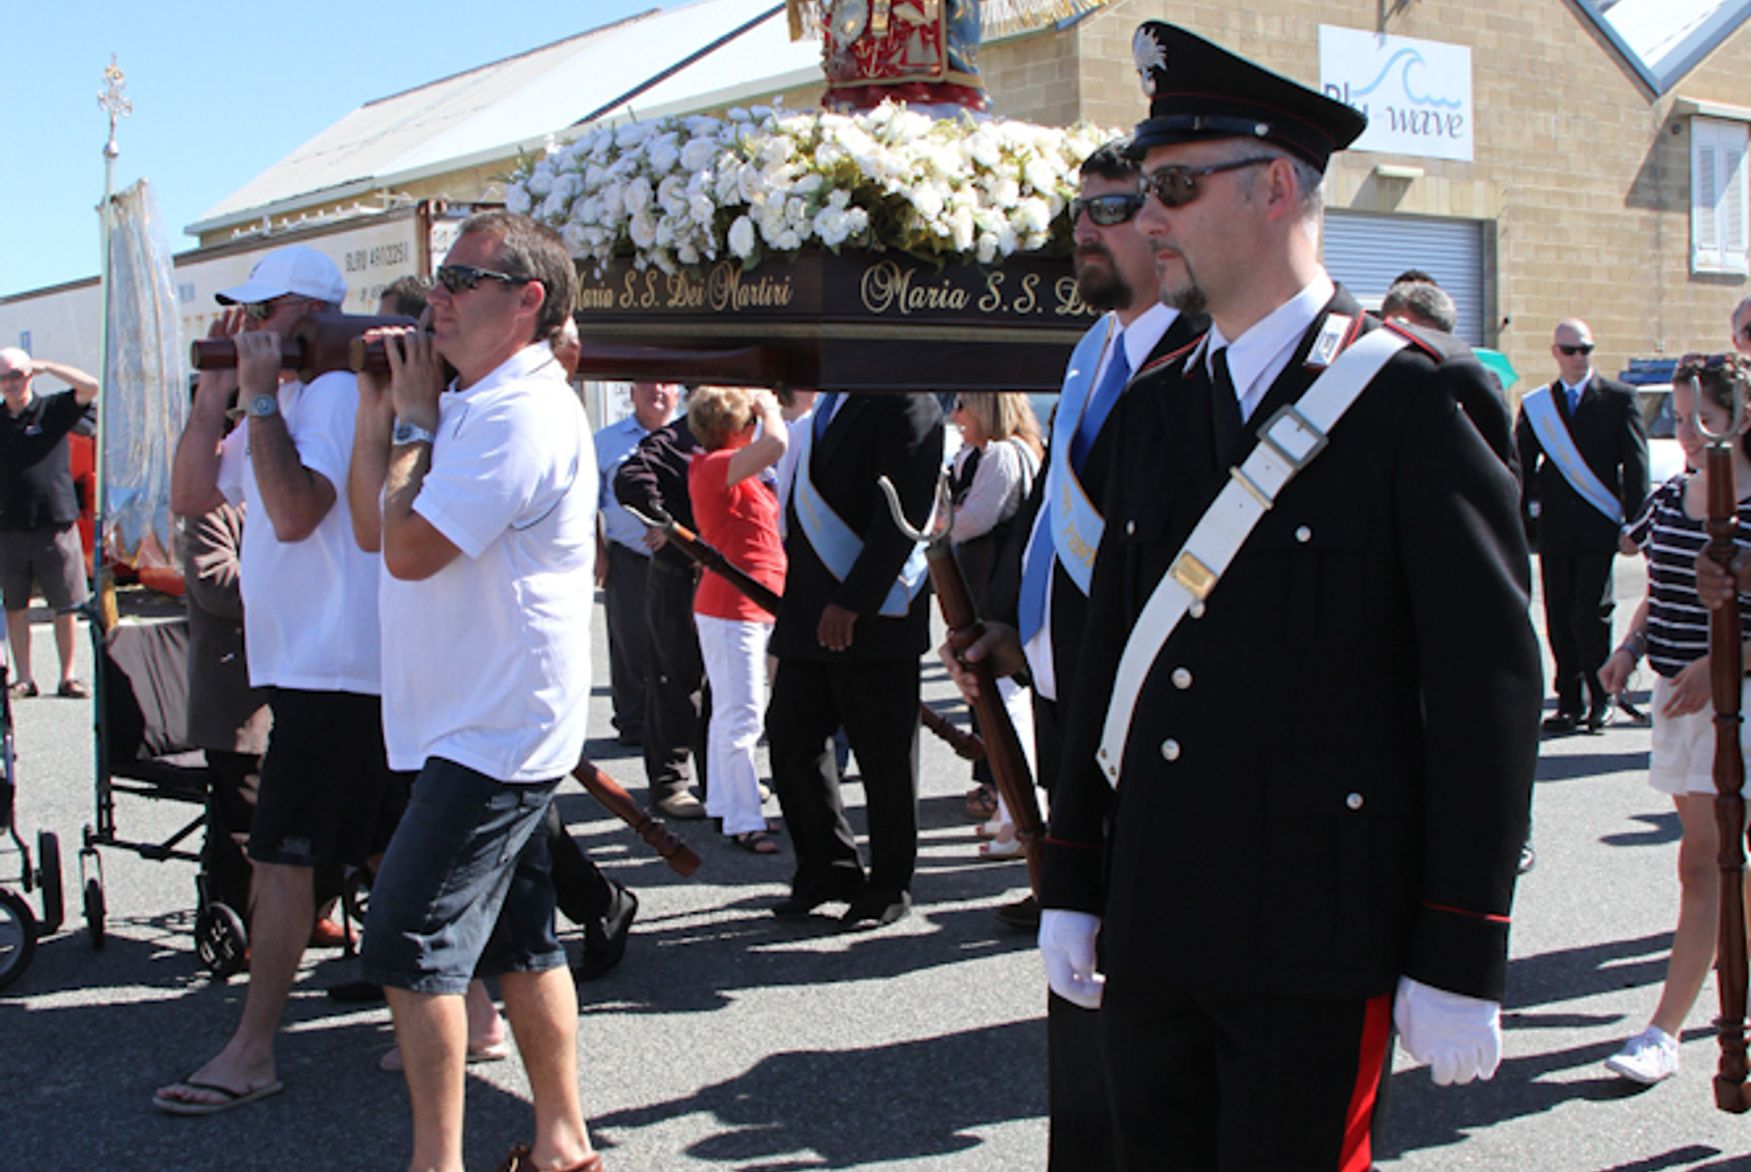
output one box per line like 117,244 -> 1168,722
732,830 -> 780,855
153,1076 -> 284,1116
379,1040 -> 512,1072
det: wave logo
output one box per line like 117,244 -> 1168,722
1320,28 -> 1472,158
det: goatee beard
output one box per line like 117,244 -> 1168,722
1166,285 -> 1206,315
1075,254 -> 1132,313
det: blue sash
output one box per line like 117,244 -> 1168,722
790,415 -> 927,618
1522,385 -> 1623,524
1048,317 -> 1119,594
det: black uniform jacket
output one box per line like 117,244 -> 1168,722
1040,288 -> 1542,1004
770,392 -> 944,664
1514,373 -> 1649,554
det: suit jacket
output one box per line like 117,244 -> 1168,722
1514,373 -> 1648,554
612,417 -> 701,572
770,392 -> 944,664
1040,287 -> 1541,1004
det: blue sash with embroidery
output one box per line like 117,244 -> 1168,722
1522,384 -> 1623,524
1047,317 -> 1118,593
790,416 -> 927,618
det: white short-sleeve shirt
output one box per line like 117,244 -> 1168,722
217,371 -> 382,695
377,343 -> 596,782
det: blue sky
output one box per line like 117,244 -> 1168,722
1,2 -> 671,297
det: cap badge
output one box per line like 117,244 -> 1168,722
1133,26 -> 1168,96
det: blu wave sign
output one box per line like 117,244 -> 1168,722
1318,26 -> 1474,163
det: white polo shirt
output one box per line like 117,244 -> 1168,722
378,343 -> 596,782
218,371 -> 382,696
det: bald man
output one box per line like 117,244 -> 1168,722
1732,295 -> 1751,357
1514,320 -> 1648,734
0,346 -> 99,698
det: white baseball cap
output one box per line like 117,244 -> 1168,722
215,245 -> 347,307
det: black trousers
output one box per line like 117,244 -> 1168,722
1034,693 -> 1117,1172
1099,979 -> 1394,1171
767,655 -> 919,898
602,543 -> 653,741
544,804 -> 615,925
643,557 -> 709,801
1539,546 -> 1615,714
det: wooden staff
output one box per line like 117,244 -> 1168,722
878,475 -> 1044,895
623,504 -> 986,761
571,757 -> 701,877
189,312 -> 417,382
1702,371 -> 1751,1113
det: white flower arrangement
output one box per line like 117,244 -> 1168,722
506,101 -> 1119,275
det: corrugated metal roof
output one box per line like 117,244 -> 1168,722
191,0 -> 815,232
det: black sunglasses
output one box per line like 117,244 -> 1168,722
1072,193 -> 1145,227
1140,157 -> 1276,209
436,264 -> 535,294
242,296 -> 309,322
1556,343 -> 1595,356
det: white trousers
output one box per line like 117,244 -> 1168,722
696,613 -> 772,836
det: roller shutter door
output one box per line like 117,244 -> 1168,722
1322,212 -> 1486,345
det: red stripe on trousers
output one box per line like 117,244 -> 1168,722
1340,993 -> 1393,1172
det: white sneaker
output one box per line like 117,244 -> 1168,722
1605,1026 -> 1679,1084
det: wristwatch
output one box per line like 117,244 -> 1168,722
246,393 -> 279,419
392,419 -> 436,446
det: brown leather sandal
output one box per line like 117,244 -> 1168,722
494,1142 -> 604,1172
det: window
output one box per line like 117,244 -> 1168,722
1693,116 -> 1749,276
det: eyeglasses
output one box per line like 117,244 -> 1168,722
1140,157 -> 1277,209
1556,343 -> 1595,357
436,264 -> 535,294
1071,193 -> 1145,227
242,296 -> 309,322
0,371 -> 25,385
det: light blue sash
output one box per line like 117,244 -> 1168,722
1522,385 -> 1623,523
1047,317 -> 1118,593
790,414 -> 927,617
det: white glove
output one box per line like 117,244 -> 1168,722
1393,975 -> 1502,1085
1038,909 -> 1105,1009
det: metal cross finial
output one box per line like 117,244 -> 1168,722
876,473 -> 953,547
98,55 -> 131,159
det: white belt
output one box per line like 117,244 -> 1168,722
1096,328 -> 1411,785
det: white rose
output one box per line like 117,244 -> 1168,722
680,137 -> 719,172
975,231 -> 999,264
728,215 -> 757,259
505,185 -> 532,215
657,175 -> 689,217
647,135 -> 680,174
1023,157 -> 1061,195
629,209 -> 658,250
540,190 -> 572,222
560,221 -> 590,257
689,193 -> 717,226
951,205 -> 975,252
911,183 -> 944,220
1014,197 -> 1051,235
623,176 -> 653,214
814,207 -> 850,248
614,122 -> 653,149
677,241 -> 701,265
525,164 -> 555,198
576,195 -> 604,226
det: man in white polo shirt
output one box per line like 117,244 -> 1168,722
354,211 -> 601,1172
157,245 -> 399,1115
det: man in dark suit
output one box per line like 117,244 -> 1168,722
1514,319 -> 1649,733
767,390 -> 943,929
1038,22 -> 1542,1168
945,136 -> 1204,1170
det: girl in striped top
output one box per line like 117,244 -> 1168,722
1601,354 -> 1751,1085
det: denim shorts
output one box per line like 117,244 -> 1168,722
360,758 -> 563,995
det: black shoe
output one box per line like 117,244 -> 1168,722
1518,842 -> 1536,875
1541,712 -> 1579,735
1586,706 -> 1611,734
841,890 -> 911,931
326,979 -> 386,1003
771,875 -> 864,919
994,894 -> 1040,932
575,884 -> 638,981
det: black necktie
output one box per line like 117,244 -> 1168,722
1211,347 -> 1242,456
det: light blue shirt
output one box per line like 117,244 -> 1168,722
594,415 -> 659,554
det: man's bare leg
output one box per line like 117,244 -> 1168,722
7,609 -> 32,688
52,609 -> 78,687
500,966 -> 593,1169
154,862 -> 312,1105
387,987 -> 468,1172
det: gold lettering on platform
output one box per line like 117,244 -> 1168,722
664,271 -> 706,310
1055,277 -> 1090,318
706,262 -> 796,312
577,284 -> 615,311
977,272 -> 1005,314
860,260 -> 970,316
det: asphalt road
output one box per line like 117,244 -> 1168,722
4,557 -> 1751,1170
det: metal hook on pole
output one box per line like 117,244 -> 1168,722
875,473 -> 953,547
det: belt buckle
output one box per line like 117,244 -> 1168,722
1258,403 -> 1328,472
1169,551 -> 1217,600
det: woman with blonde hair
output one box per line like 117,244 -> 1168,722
947,391 -> 1042,858
687,385 -> 788,854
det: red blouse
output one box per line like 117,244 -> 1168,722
687,447 -> 786,622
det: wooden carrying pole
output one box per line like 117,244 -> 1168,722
571,758 -> 701,877
1703,383 -> 1751,1113
878,475 -> 1044,895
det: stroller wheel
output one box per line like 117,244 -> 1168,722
0,887 -> 39,991
195,902 -> 248,979
36,832 -> 63,935
83,878 -> 105,951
